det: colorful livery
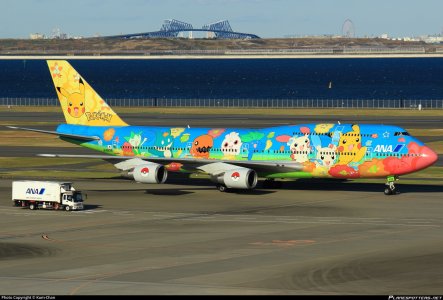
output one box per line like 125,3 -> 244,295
10,60 -> 438,195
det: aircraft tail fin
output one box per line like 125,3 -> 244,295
47,60 -> 128,126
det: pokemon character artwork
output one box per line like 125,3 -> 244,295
49,61 -> 127,126
10,60 -> 437,196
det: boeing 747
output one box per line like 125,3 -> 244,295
9,60 -> 438,195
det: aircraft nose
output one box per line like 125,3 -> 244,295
418,146 -> 438,169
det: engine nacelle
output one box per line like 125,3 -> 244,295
212,167 -> 258,189
132,163 -> 168,184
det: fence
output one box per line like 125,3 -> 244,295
0,97 -> 442,109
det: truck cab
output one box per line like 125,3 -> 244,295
61,191 -> 84,211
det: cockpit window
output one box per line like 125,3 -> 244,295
74,193 -> 83,202
394,132 -> 410,136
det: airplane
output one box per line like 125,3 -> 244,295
8,60 -> 438,195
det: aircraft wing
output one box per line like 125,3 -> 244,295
7,126 -> 100,142
37,154 -> 303,174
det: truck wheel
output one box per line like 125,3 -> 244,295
29,203 -> 35,210
65,205 -> 71,211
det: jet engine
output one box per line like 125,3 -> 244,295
132,163 -> 168,184
212,167 -> 258,189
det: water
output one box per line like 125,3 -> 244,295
0,58 -> 442,101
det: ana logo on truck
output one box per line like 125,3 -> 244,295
26,188 -> 46,195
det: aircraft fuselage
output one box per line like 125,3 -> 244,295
56,122 -> 437,179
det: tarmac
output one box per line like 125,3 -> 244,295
0,111 -> 442,295
0,178 -> 442,295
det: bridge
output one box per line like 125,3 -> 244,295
106,19 -> 260,39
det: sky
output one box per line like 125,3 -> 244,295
1,0 -> 442,38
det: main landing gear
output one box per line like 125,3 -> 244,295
216,185 -> 228,192
384,176 -> 399,195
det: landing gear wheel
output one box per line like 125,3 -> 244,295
217,185 -> 228,192
384,187 -> 393,195
384,176 -> 399,196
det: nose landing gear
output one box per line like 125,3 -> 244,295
384,175 -> 399,195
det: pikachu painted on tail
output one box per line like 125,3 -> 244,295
47,60 -> 127,126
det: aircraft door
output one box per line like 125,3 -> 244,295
185,142 -> 192,156
331,126 -> 344,145
241,143 -> 249,159
364,147 -> 373,161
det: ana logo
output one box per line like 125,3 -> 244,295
26,188 -> 45,195
374,145 -> 393,153
140,167 -> 149,176
231,171 -> 240,181
392,144 -> 405,153
373,144 -> 404,153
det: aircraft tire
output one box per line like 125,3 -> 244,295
384,187 -> 395,195
217,185 -> 227,192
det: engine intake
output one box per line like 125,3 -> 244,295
212,167 -> 258,189
132,163 -> 168,184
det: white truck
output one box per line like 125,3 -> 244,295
12,181 -> 84,211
